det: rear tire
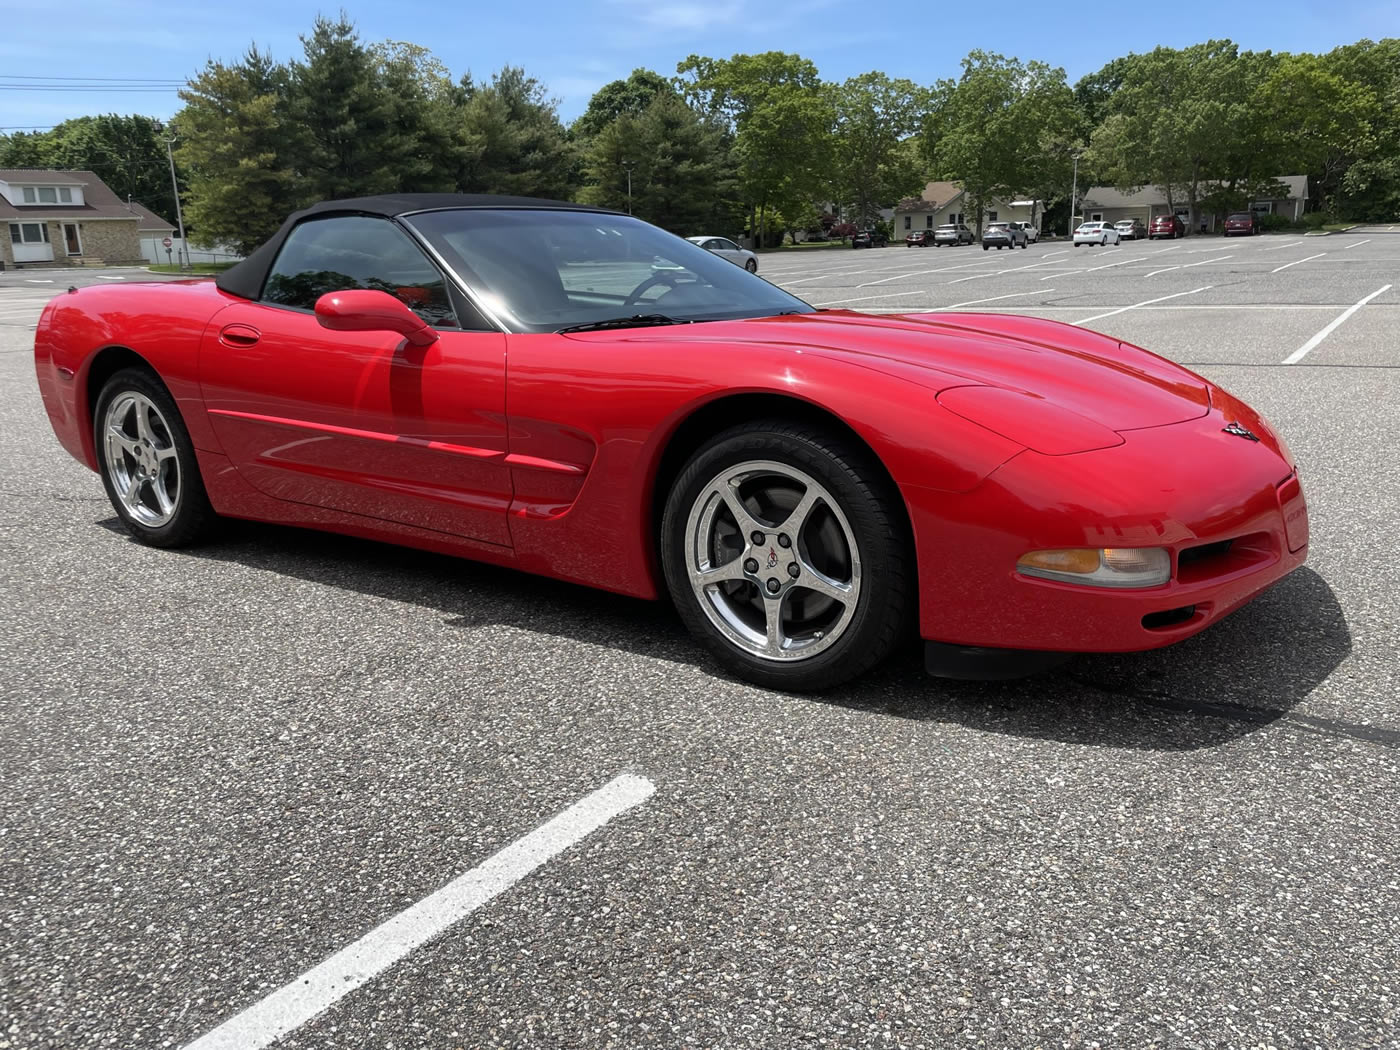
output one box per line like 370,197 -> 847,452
661,422 -> 911,691
94,367 -> 217,548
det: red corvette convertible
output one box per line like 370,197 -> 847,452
34,194 -> 1308,690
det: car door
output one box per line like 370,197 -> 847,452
714,238 -> 745,265
199,214 -> 513,547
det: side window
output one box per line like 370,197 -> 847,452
262,215 -> 460,329
718,239 -> 739,251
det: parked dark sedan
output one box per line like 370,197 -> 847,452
1224,212 -> 1260,236
904,229 -> 935,246
1149,214 -> 1186,239
851,229 -> 888,248
981,221 -> 1028,250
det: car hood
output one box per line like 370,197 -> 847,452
600,310 -> 1211,432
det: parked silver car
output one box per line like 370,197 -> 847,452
932,223 -> 975,246
687,235 -> 759,272
982,221 -> 1028,250
1114,219 -> 1146,240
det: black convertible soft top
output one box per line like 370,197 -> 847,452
214,193 -> 613,301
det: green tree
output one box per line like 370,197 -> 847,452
1317,40 -> 1398,219
453,67 -> 576,198
290,15 -> 409,200
829,73 -> 927,226
578,95 -> 738,234
676,51 -> 832,247
573,69 -> 677,139
929,51 -> 1078,234
175,46 -> 304,253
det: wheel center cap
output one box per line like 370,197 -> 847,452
746,534 -> 799,596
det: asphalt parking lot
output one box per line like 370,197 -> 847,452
2,228 -> 1398,1049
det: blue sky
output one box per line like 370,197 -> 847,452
2,0 -> 1397,132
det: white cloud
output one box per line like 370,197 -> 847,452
609,0 -> 746,33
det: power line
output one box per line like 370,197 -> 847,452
0,86 -> 182,92
0,74 -> 187,83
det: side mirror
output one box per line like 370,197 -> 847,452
314,290 -> 438,347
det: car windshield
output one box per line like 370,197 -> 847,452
1228,213 -> 1253,221
406,209 -> 812,333
987,223 -> 1010,230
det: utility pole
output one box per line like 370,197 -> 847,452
622,158 -> 635,215
1067,150 -> 1081,239
163,132 -> 188,270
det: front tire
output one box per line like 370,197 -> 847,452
94,367 -> 217,548
661,422 -> 911,691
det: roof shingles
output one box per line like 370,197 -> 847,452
0,168 -> 173,229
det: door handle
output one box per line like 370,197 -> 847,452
219,323 -> 261,348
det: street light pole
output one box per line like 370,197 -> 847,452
622,158 -> 634,215
163,134 -> 189,270
1067,150 -> 1081,239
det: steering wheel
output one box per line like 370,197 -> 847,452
622,271 -> 680,308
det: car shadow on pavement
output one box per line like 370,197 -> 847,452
147,518 -> 1356,753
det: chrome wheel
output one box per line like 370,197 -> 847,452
683,459 -> 861,662
102,391 -> 181,527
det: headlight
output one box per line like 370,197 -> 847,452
1017,547 -> 1171,588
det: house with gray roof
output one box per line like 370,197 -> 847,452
1,168 -> 170,268
1077,175 -> 1309,233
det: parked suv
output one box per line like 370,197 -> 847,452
1224,212 -> 1259,236
904,229 -> 935,247
982,221 -> 1028,250
933,223 -> 975,246
1149,214 -> 1186,239
851,229 -> 888,248
1011,221 -> 1039,243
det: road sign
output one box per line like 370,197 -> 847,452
162,236 -> 173,249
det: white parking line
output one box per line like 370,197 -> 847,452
855,260 -> 988,287
1283,284 -> 1392,365
1260,239 -> 1305,252
813,289 -> 930,306
1041,249 -> 1069,258
1343,239 -> 1371,249
25,279 -> 54,284
1187,245 -> 1235,254
1041,270 -> 1078,280
1271,252 -> 1326,274
947,271 -> 996,284
95,275 -> 125,280
935,288 -> 1057,310
1147,245 -> 1183,254
180,774 -> 656,1050
1074,286 -> 1211,324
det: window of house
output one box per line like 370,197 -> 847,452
59,187 -> 72,203
903,216 -> 911,230
987,210 -> 998,222
9,223 -> 48,244
21,187 -> 35,203
37,187 -> 58,203
262,215 -> 464,329
1091,213 -> 1103,221
926,215 -> 933,228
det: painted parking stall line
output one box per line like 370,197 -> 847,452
1343,239 -> 1370,250
181,773 -> 656,1050
1283,284 -> 1392,365
1272,252 -> 1327,274
1074,286 -> 1211,325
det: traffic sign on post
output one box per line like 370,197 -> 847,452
162,236 -> 173,249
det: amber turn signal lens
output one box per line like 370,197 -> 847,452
1017,549 -> 1101,575
1017,547 -> 1171,589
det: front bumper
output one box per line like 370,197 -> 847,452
903,408 -> 1308,654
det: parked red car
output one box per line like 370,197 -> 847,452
1224,212 -> 1260,236
1149,215 -> 1186,239
33,193 -> 1309,689
904,229 -> 935,246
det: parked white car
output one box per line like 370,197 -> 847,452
1073,221 -> 1122,247
687,235 -> 759,272
1011,221 -> 1039,243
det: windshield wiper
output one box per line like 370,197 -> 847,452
558,314 -> 690,334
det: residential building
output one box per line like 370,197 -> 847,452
1,168 -> 165,268
892,181 -> 1044,236
1076,176 -> 1309,233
